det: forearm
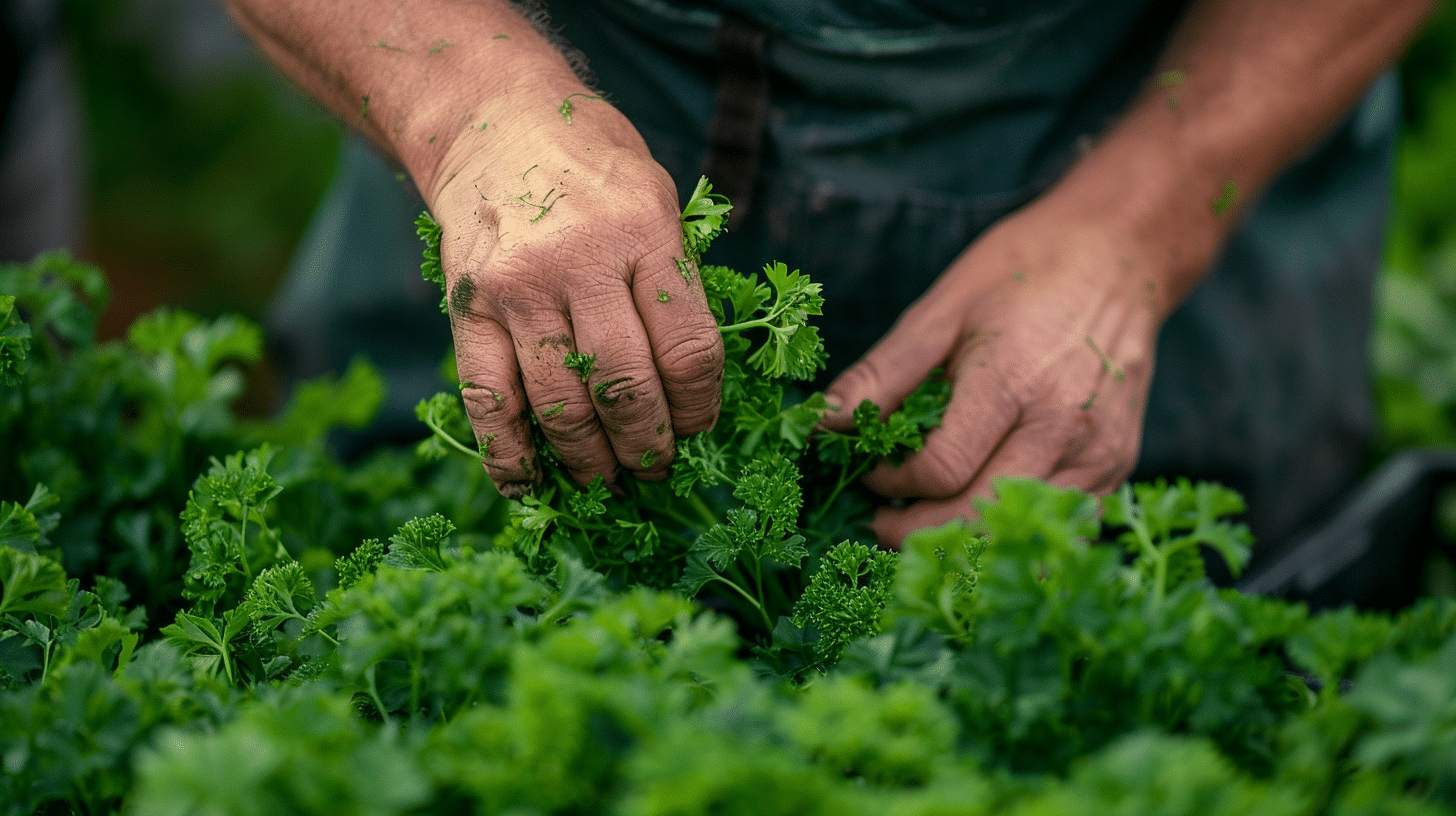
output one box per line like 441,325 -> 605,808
1051,0 -> 1434,317
224,0 -> 591,201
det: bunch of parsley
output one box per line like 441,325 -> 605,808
414,178 -> 949,664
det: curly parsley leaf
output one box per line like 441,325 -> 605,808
335,538 -> 386,591
791,540 -> 896,662
681,175 -> 731,266
384,514 -> 457,572
240,562 -> 319,637
0,294 -> 32,387
1103,478 -> 1252,599
719,262 -> 826,381
179,446 -> 284,613
416,211 -> 447,313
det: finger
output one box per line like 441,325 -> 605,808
821,296 -> 962,432
569,280 -> 676,479
869,423 -> 1065,546
633,244 -> 724,436
862,367 -> 1022,499
450,316 -> 538,497
870,494 -> 981,550
1048,439 -> 1140,496
507,309 -> 620,487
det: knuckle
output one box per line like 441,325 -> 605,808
657,332 -> 725,390
476,260 -> 559,319
482,446 -> 540,493
538,397 -> 598,436
591,374 -> 659,424
912,443 -> 975,499
460,384 -> 512,422
1075,436 -> 1140,482
623,442 -> 674,477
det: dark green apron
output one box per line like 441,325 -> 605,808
268,0 -> 1398,555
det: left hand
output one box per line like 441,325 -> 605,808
823,194 -> 1168,546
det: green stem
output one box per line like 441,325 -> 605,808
718,315 -> 784,336
365,664 -> 391,723
238,499 -> 253,586
426,416 -> 485,461
808,460 -> 873,531
289,605 -> 340,647
748,551 -> 766,618
763,569 -> 796,620
710,574 -> 774,634
220,644 -> 234,685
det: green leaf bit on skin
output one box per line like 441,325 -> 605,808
542,402 -> 565,420
557,93 -> 601,124
513,188 -> 564,223
1212,179 -> 1239,215
593,377 -> 633,407
1156,69 -> 1186,107
564,351 -> 596,382
657,289 -> 671,302
1085,335 -> 1124,381
640,449 -> 660,469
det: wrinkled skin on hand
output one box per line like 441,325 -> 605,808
824,196 -> 1164,547
427,88 -> 723,496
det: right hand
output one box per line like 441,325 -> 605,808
425,84 -> 724,497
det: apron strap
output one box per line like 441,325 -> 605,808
701,13 -> 769,227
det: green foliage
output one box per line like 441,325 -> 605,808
0,295 -> 31,387
0,484 -> 60,556
1103,479 -> 1253,599
415,211 -> 447,314
563,350 -> 597,382
246,357 -> 384,446
719,261 -> 826,381
791,541 -> 896,663
8,171 -> 1456,813
414,182 -> 948,651
883,521 -> 985,643
179,446 -> 285,612
681,175 -> 732,266
1375,5 -> 1456,450
1348,633 -> 1456,797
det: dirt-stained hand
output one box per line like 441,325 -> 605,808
823,196 -> 1165,546
426,86 -> 723,497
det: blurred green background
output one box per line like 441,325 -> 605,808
30,1 -> 1456,488
59,0 -> 341,339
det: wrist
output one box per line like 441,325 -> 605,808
1045,99 -> 1243,320
392,44 -> 591,203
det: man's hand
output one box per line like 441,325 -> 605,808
824,197 -> 1161,545
225,0 -> 725,495
429,89 -> 723,495
824,0 -> 1433,546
